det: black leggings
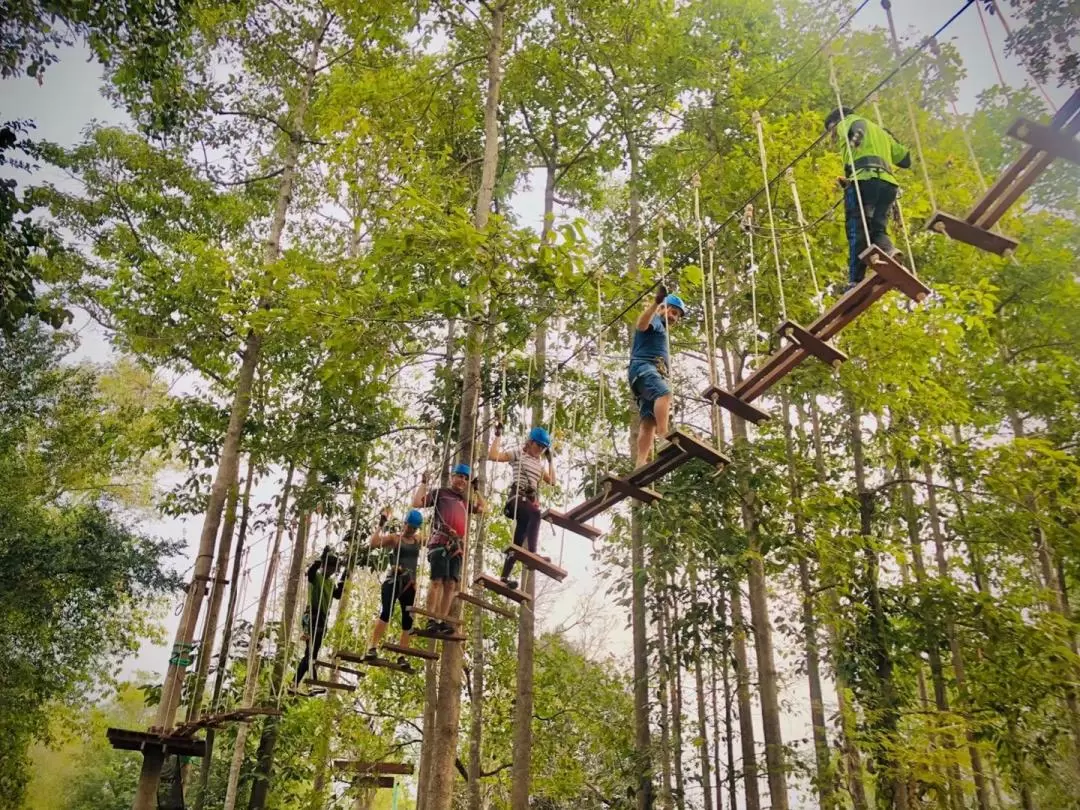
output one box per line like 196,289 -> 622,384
379,577 -> 416,631
294,617 -> 327,685
501,496 -> 541,579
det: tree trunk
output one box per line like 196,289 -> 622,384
185,472 -> 241,722
247,501 -> 314,810
655,581 -> 675,810
196,455 -> 256,810
689,563 -> 714,810
470,402 -> 496,810
847,401 -> 906,810
719,585 -> 738,810
222,463 -> 294,810
426,4 -> 505,808
708,622 -> 724,810
780,395 -> 832,808
730,582 -> 761,810
668,583 -> 686,810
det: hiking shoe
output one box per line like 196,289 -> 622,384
397,656 -> 410,667
363,647 -> 378,660
501,576 -> 519,591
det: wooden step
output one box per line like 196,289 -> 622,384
106,728 -> 206,758
457,590 -> 517,619
475,573 -> 531,603
667,429 -> 731,469
411,626 -> 467,642
335,650 -> 414,673
505,546 -> 568,582
1008,117 -> 1080,165
600,474 -> 662,505
860,245 -> 931,302
778,320 -> 847,368
926,210 -> 1018,256
701,385 -> 770,424
354,776 -> 396,789
315,660 -> 366,679
541,509 -> 603,540
383,642 -> 439,661
174,707 -> 283,736
407,606 -> 462,625
333,761 -> 415,775
307,678 -> 356,692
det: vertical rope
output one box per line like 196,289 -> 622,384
658,215 -> 675,394
987,0 -> 1058,112
870,98 -> 919,275
742,204 -> 760,358
828,57 -> 874,253
784,168 -> 822,310
594,272 -> 604,491
974,0 -> 1009,90
752,111 -> 787,321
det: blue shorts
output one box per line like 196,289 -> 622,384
629,364 -> 671,420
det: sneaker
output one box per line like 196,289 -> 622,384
363,647 -> 378,660
436,621 -> 456,636
397,655 -> 410,667
500,576 -> 519,591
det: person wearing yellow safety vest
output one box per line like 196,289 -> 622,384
824,106 -> 912,288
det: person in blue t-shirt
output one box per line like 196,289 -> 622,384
628,286 -> 686,466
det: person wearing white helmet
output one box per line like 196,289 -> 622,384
629,285 -> 685,466
488,424 -> 556,589
363,508 -> 426,665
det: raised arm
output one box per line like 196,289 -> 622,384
410,473 -> 430,508
542,449 -> 556,486
636,285 -> 667,331
488,425 -> 513,463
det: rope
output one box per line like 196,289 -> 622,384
742,205 -> 761,358
870,97 -> 919,275
828,56 -> 874,256
987,0 -> 1058,112
974,0 -> 1008,91
752,111 -> 788,322
784,168 -> 823,311
658,215 -> 675,395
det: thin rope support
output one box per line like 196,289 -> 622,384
742,205 -> 761,358
752,111 -> 788,322
829,56 -> 874,255
870,97 -> 919,275
784,168 -> 823,311
987,0 -> 1058,112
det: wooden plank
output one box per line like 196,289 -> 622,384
666,429 -> 731,469
407,606 -> 462,625
457,590 -> 517,619
733,341 -> 807,403
601,474 -> 663,505
475,573 -> 532,603
411,626 -> 467,642
335,650 -> 414,673
333,761 -> 415,775
778,320 -> 847,368
173,707 -> 283,736
506,546 -> 568,582
316,661 -> 365,678
307,678 -> 356,692
353,776 -> 397,789
106,728 -> 206,758
542,508 -> 603,540
1008,117 -> 1080,166
628,439 -> 689,488
926,210 -> 1018,256
858,246 -> 931,303
701,385 -> 770,424
383,642 -> 439,661
807,274 -> 886,339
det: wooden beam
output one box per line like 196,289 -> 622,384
335,650 -> 414,673
475,573 -> 532,603
457,590 -> 517,619
666,429 -> 731,469
1008,118 -> 1080,164
106,728 -> 206,758
506,546 -> 568,582
859,246 -> 931,303
407,606 -> 462,625
541,509 -> 603,540
316,661 -> 365,678
411,626 -> 467,642
307,678 -> 356,692
701,385 -> 770,424
601,474 -> 663,505
353,776 -> 397,789
333,761 -> 415,775
926,210 -> 1018,256
778,320 -> 847,368
173,707 -> 283,737
383,642 -> 438,661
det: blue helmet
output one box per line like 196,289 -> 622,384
664,294 -> 686,315
528,426 -> 552,448
452,463 -> 471,477
406,509 -> 424,528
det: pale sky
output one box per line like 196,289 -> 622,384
3,2 -> 1070,807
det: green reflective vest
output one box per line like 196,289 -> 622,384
836,114 -> 911,186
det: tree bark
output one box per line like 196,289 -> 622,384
730,582 -> 761,810
689,562 -> 714,810
471,402 -> 496,810
247,500 -> 314,810
655,580 -> 675,810
668,583 -> 686,810
196,454 -> 256,810
222,462 -> 294,810
426,4 -> 505,808
780,395 -> 832,808
718,585 -> 738,810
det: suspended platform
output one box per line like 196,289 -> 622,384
106,727 -> 206,758
475,572 -> 531,603
172,707 -> 283,737
336,650 -> 414,674
505,546 -> 568,582
457,590 -> 517,619
928,88 -> 1080,254
703,246 -> 930,424
542,429 -> 730,539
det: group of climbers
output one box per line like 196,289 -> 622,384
292,103 -> 912,684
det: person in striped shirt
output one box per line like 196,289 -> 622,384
488,424 -> 556,590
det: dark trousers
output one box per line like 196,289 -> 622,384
501,496 -> 541,579
378,577 -> 416,630
294,616 -> 327,685
845,177 -> 898,284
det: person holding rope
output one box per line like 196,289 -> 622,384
824,105 -> 912,288
488,424 -> 556,590
629,285 -> 686,467
293,545 -> 348,689
411,463 -> 485,634
363,508 -> 425,665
